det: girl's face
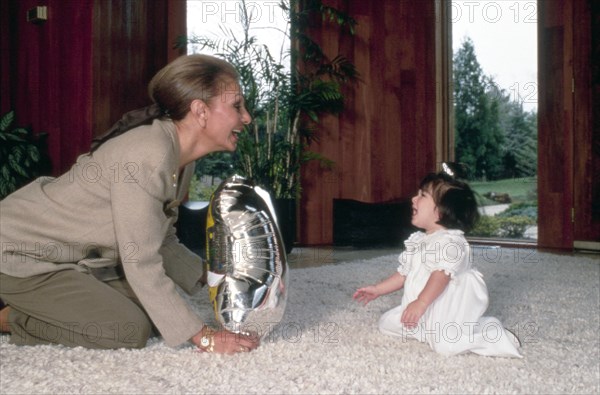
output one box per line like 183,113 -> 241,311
204,80 -> 252,152
411,185 -> 444,233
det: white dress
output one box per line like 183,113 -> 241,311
378,229 -> 522,358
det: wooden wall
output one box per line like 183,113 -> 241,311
2,0 -> 597,249
537,0 -> 600,248
573,0 -> 600,244
0,0 -> 185,175
298,0 -> 438,245
92,0 -> 186,136
537,0 -> 574,249
1,0 -> 94,175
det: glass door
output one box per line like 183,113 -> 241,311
451,0 -> 538,242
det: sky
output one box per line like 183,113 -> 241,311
187,0 -> 290,65
452,0 -> 538,111
187,0 -> 538,111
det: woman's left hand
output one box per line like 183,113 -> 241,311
193,326 -> 259,354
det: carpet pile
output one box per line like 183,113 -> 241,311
1,247 -> 599,394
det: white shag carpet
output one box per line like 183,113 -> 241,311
1,248 -> 599,394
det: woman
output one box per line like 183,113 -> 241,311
0,54 -> 258,354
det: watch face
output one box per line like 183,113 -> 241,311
201,337 -> 210,347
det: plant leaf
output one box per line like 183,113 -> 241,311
0,111 -> 15,132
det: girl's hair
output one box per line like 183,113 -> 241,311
420,172 -> 480,232
91,54 -> 240,151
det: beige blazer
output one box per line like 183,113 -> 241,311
0,119 -> 205,347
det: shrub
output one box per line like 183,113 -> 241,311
497,215 -> 536,238
469,214 -> 535,239
498,202 -> 537,220
469,215 -> 501,237
188,175 -> 219,201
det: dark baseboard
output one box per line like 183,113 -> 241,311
333,199 -> 416,248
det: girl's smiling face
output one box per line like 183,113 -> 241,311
411,185 -> 444,233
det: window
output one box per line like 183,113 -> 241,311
445,0 -> 538,242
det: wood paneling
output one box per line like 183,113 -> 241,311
538,0 -> 575,249
299,0 -> 437,245
1,0 -> 94,175
573,0 -> 600,243
1,0 -> 184,175
538,0 -> 599,248
168,0 -> 188,62
2,0 -> 596,249
591,0 -> 600,231
92,0 -> 176,137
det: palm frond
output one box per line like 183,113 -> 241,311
184,0 -> 357,198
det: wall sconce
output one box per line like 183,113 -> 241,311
27,6 -> 48,24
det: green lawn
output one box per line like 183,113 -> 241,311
470,177 -> 537,206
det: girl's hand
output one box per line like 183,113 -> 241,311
401,270 -> 450,328
353,286 -> 380,305
193,326 -> 259,354
401,299 -> 428,328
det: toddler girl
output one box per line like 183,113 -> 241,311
353,170 -> 521,358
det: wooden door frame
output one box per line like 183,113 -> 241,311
537,0 -> 575,250
439,0 -> 586,250
435,0 -> 454,167
572,0 -> 600,250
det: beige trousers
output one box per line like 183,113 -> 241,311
0,270 -> 153,349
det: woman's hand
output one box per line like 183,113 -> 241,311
353,286 -> 381,305
400,299 -> 428,329
192,325 -> 260,354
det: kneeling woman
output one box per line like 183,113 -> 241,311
0,54 -> 257,354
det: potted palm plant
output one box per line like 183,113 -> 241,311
0,110 -> 50,199
181,0 -> 358,251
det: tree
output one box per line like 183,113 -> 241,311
453,38 -> 505,180
486,78 -> 538,179
501,101 -> 537,178
195,152 -> 233,185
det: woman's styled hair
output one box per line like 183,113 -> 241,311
148,54 -> 240,121
91,54 -> 240,151
420,172 -> 480,232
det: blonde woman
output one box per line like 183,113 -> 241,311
0,54 -> 257,354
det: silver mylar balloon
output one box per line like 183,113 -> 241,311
206,175 -> 288,338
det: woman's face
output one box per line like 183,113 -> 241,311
204,79 -> 252,152
411,185 -> 443,233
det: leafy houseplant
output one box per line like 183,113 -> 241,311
182,0 -> 358,199
0,110 -> 50,199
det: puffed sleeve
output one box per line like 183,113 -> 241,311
421,230 -> 471,277
397,231 -> 425,275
